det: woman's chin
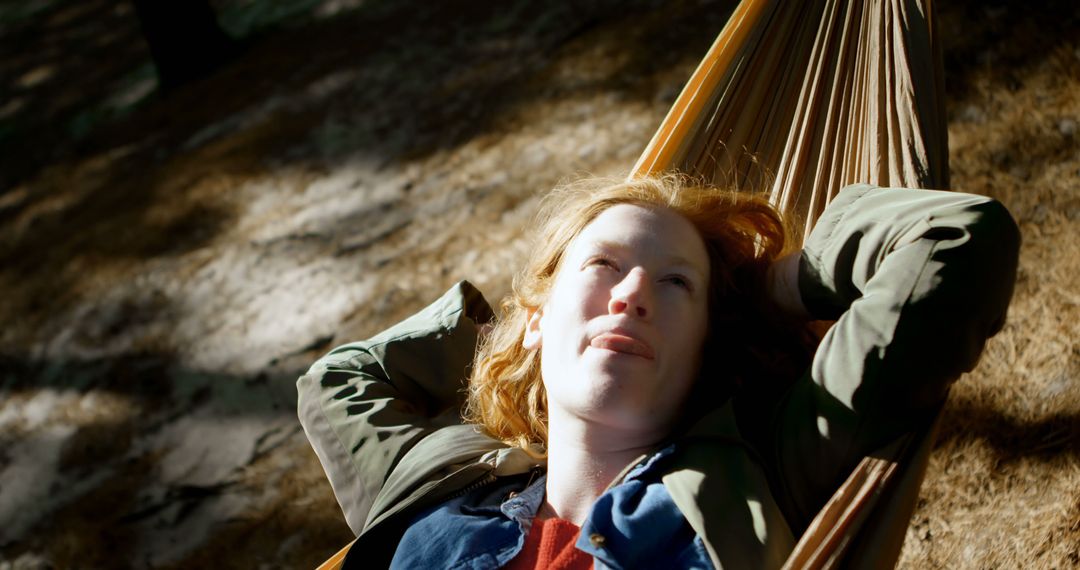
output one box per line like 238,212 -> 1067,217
556,380 -> 666,428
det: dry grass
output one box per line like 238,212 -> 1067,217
897,4 -> 1080,566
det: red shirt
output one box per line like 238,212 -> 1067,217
504,517 -> 593,570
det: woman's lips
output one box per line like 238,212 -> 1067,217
590,332 -> 655,359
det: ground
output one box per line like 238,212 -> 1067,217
0,0 -> 1077,568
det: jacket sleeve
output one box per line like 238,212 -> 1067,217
296,281 -> 493,534
768,184 -> 1020,530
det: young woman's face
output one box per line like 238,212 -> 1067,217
524,204 -> 710,437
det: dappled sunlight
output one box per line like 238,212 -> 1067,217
0,388 -> 135,543
0,366 -> 307,564
893,1 -> 1080,566
15,64 -> 54,88
0,97 -> 24,120
0,424 -> 79,542
0,388 -> 135,433
172,251 -> 371,375
1,0 -> 1078,566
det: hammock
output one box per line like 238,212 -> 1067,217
319,0 -> 947,567
631,0 -> 947,567
631,0 -> 948,238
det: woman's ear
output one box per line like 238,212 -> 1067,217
522,307 -> 543,350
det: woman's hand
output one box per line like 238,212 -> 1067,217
766,250 -> 810,319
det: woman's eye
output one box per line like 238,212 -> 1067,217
586,256 -> 617,269
664,275 -> 693,291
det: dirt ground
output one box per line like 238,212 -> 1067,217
1,0 -> 1077,567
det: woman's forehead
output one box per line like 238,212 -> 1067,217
569,204 -> 709,269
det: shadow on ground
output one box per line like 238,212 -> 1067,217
1,0 -> 1078,567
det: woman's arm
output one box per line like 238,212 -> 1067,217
765,184 -> 1020,530
296,281 -> 493,533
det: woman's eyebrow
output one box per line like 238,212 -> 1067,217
587,240 -> 705,276
583,239 -> 625,255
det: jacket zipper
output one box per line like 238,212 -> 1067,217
442,470 -> 499,502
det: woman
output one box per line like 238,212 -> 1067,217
298,175 -> 1019,569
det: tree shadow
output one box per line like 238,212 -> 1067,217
936,395 -> 1080,466
1,1 -> 1076,563
0,0 -> 749,347
0,344 -> 335,565
5,0 -> 1077,197
2,0 -> 745,189
936,0 -> 1080,111
1,0 -> 155,191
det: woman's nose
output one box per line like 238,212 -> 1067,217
608,268 -> 652,319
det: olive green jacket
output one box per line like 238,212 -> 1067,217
297,184 -> 1019,568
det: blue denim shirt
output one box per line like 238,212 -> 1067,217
390,445 -> 714,569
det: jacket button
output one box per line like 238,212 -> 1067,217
589,533 -> 606,548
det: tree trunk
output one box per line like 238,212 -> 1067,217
131,0 -> 238,91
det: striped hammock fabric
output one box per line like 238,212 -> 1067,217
632,1 -> 949,567
631,0 -> 948,239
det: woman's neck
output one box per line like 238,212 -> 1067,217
541,409 -> 662,525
